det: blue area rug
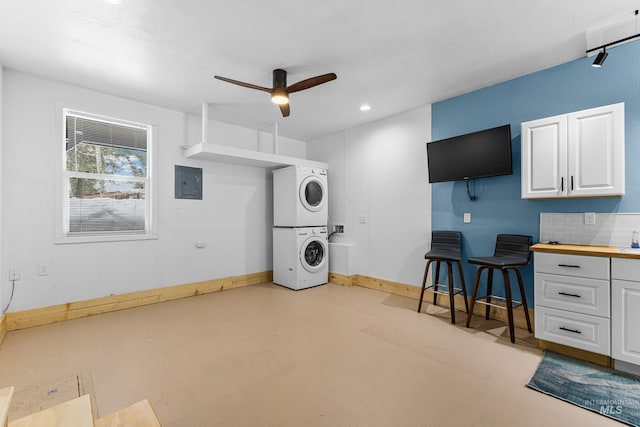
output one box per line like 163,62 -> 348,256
527,351 -> 640,426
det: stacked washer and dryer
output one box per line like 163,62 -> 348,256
272,166 -> 329,290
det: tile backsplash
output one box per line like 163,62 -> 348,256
540,213 -> 640,247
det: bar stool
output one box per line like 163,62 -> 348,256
465,234 -> 533,343
417,231 -> 469,323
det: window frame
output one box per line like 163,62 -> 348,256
55,106 -> 159,244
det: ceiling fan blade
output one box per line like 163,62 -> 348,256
286,73 -> 337,94
214,75 -> 272,93
279,103 -> 290,117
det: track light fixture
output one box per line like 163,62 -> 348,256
592,47 -> 608,67
586,9 -> 640,67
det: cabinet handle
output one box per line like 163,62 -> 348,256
558,291 -> 581,298
571,175 -> 574,191
557,264 -> 581,268
559,326 -> 582,334
561,177 -> 564,192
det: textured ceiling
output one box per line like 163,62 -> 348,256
0,1 -> 637,141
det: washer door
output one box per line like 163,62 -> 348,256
299,175 -> 326,212
300,236 -> 327,273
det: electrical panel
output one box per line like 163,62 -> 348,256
175,165 -> 203,200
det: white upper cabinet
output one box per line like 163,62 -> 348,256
521,103 -> 625,199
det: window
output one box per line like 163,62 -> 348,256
61,109 -> 155,241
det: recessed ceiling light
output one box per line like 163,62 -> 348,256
360,104 -> 371,112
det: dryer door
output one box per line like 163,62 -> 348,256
299,175 -> 326,212
300,236 -> 328,273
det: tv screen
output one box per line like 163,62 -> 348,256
426,124 -> 513,183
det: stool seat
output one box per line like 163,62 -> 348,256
418,231 -> 468,323
465,234 -> 533,343
425,248 -> 462,262
468,256 -> 527,268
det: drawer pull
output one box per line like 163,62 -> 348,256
559,326 -> 582,334
558,291 -> 581,298
557,264 -> 581,268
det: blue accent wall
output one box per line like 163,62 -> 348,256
431,41 -> 640,303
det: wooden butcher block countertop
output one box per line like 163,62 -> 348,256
530,243 -> 640,259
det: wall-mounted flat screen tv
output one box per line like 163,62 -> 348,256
426,124 -> 512,183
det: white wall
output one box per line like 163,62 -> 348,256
308,106 -> 431,286
0,64 -> 3,313
2,70 -> 307,311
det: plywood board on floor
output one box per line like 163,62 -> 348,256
9,394 -> 93,427
8,373 -> 94,422
95,399 -> 161,427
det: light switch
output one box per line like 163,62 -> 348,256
464,213 -> 471,223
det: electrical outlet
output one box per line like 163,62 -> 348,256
585,212 -> 596,225
9,269 -> 20,281
463,213 -> 471,223
38,263 -> 50,276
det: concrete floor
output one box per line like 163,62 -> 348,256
0,283 -> 625,426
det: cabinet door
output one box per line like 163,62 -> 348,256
521,114 -> 567,199
612,279 -> 640,365
567,103 -> 625,197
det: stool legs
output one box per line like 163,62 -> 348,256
433,261 -> 441,305
485,269 -> 494,320
502,269 -> 516,343
447,262 -> 455,324
417,260 -> 434,314
512,267 -> 532,333
465,266 -> 486,328
418,259 -> 468,324
466,266 -> 531,344
456,261 -> 469,313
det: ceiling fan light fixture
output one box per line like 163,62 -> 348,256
271,89 -> 289,105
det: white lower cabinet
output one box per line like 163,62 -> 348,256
534,252 -> 611,355
612,258 -> 640,370
535,306 -> 610,355
535,251 -> 640,372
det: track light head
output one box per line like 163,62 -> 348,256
592,48 -> 608,67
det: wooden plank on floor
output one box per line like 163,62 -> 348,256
9,394 -> 93,427
0,386 -> 15,427
95,399 -> 161,427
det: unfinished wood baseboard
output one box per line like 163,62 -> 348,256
0,316 -> 6,347
5,271 -> 272,332
345,274 -> 534,330
329,273 -> 354,287
538,339 -> 611,367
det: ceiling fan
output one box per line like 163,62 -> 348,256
214,69 -> 337,117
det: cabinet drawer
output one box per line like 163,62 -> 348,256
535,306 -> 610,355
535,273 -> 609,317
611,257 -> 640,281
534,252 -> 609,279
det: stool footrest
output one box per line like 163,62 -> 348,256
473,295 -> 523,310
424,285 -> 465,297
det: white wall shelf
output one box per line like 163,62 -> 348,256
184,142 -> 328,170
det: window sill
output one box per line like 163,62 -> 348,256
55,233 -> 159,245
